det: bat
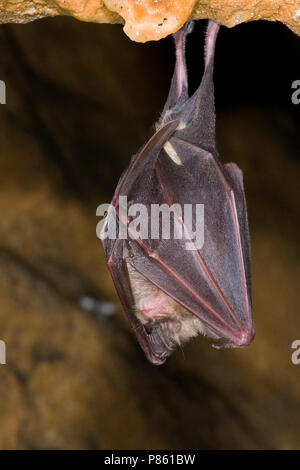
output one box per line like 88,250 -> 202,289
100,20 -> 255,364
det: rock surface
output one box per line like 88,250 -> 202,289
0,0 -> 299,41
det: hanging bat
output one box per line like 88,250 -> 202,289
100,20 -> 255,364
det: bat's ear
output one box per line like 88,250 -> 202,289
176,21 -> 220,155
160,22 -> 194,118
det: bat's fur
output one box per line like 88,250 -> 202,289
126,259 -> 216,352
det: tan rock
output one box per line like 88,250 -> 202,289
0,0 -> 299,41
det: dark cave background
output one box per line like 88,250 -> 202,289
0,17 -> 299,449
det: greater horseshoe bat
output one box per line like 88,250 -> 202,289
100,21 -> 255,364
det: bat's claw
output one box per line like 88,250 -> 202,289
173,21 -> 194,40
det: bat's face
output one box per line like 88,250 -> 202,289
101,21 -> 255,364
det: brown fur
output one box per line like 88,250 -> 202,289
126,260 -> 216,350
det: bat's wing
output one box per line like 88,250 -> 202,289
101,119 -> 179,258
147,141 -> 254,347
127,20 -> 253,348
105,238 -> 170,364
109,135 -> 254,350
224,162 -> 252,303
122,144 -> 254,349
139,20 -> 253,346
101,120 -> 180,364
